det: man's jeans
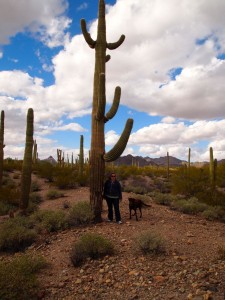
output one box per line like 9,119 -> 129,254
106,197 -> 121,222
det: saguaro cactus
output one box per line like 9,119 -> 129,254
20,108 -> 34,212
79,135 -> 84,176
167,151 -> 170,179
81,0 -> 133,221
209,147 -> 217,188
32,139 -> 38,164
0,110 -> 5,187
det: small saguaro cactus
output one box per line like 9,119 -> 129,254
20,108 -> 34,213
188,148 -> 191,169
0,110 -> 5,187
167,151 -> 170,179
209,147 -> 217,188
81,0 -> 133,222
79,135 -> 84,176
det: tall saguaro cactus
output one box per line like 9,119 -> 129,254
209,146 -> 217,188
0,111 -> 5,187
20,108 -> 34,213
81,0 -> 133,222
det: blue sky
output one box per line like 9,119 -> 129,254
1,0 -> 225,162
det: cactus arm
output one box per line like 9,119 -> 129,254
96,73 -> 106,121
104,86 -> 121,122
104,118 -> 133,162
107,35 -> 125,50
81,19 -> 96,48
106,54 -> 111,62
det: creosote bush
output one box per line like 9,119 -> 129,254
171,197 -> 208,214
0,216 -> 37,252
46,189 -> 64,200
0,254 -> 48,300
133,230 -> 166,255
67,201 -> 94,226
30,210 -> 68,233
201,206 -> 225,222
71,233 -> 114,267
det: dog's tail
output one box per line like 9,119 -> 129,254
142,202 -> 152,207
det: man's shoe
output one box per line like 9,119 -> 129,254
117,221 -> 122,224
107,219 -> 112,222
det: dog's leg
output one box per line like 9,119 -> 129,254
135,209 -> 138,221
139,207 -> 142,218
129,207 -> 132,219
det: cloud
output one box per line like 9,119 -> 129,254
1,0 -> 225,161
0,0 -> 70,48
77,2 -> 88,11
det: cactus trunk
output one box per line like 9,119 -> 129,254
20,108 -> 34,212
79,135 -> 84,176
81,0 -> 133,222
0,111 -> 5,187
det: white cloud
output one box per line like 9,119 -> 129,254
1,0 -> 225,161
0,0 -> 70,48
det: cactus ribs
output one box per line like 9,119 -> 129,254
128,197 -> 151,221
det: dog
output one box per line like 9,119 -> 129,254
128,197 -> 151,221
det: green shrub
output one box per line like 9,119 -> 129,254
53,167 -> 77,189
46,189 -> 64,200
171,197 -> 208,214
30,181 -> 41,192
67,201 -> 94,226
201,206 -> 225,222
134,230 -> 165,255
0,186 -> 20,206
0,254 -> 48,300
31,210 -> 68,233
151,192 -> 178,206
29,192 -> 43,204
0,217 -> 37,252
0,201 -> 13,215
71,233 -> 114,266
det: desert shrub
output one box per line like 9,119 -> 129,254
150,192 -> 178,206
71,233 -> 114,266
0,217 -> 37,252
53,167 -> 77,189
0,254 -> 48,300
201,206 -> 225,222
46,189 -> 64,200
67,201 -> 94,226
30,181 -> 41,192
217,245 -> 225,260
2,177 -> 16,188
29,192 -> 43,204
171,197 -> 208,214
172,166 -> 209,198
134,230 -> 166,255
0,186 -> 20,207
124,185 -> 148,195
35,161 -> 55,182
30,210 -> 68,233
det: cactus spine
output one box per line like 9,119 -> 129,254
20,108 -> 34,212
0,111 -> 5,187
81,0 -> 133,221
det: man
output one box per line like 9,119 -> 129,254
103,172 -> 122,224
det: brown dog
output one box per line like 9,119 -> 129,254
128,197 -> 151,221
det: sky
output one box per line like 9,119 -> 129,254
1,0 -> 225,163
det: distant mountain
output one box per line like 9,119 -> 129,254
114,154 -> 186,167
42,156 -> 57,165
